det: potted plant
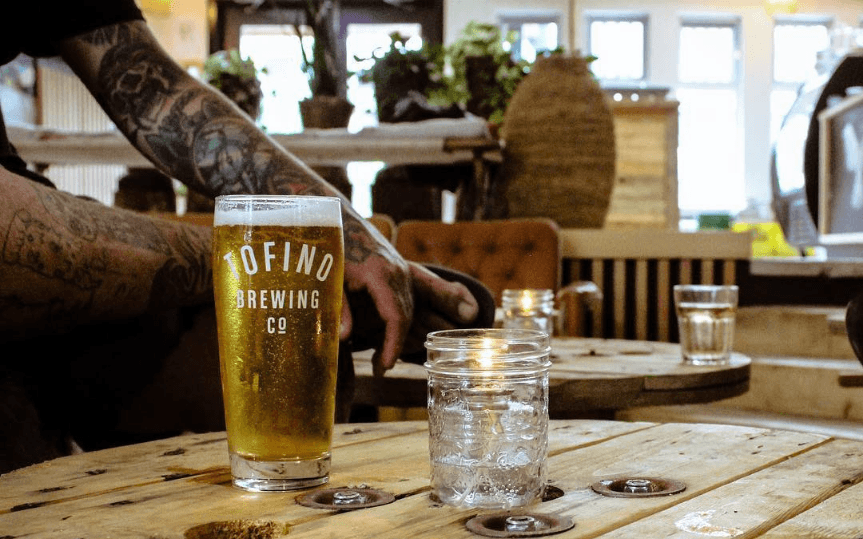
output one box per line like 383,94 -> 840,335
444,22 -> 532,127
203,49 -> 265,121
360,32 -> 460,123
296,0 -> 353,129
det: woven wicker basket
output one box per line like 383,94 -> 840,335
502,55 -> 616,228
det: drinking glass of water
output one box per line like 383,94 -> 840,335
673,284 -> 738,365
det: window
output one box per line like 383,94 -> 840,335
770,17 -> 832,141
220,1 -> 443,218
239,24 -> 311,135
498,14 -> 560,63
676,19 -> 744,214
586,14 -> 647,81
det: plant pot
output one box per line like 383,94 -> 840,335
372,52 -> 432,123
465,55 -> 497,119
299,96 -> 354,129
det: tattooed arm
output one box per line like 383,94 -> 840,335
0,169 -> 213,341
50,20 -> 478,372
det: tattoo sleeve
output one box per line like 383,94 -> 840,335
0,181 -> 213,339
79,24 -> 328,198
63,21 -> 388,268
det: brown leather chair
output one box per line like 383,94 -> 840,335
394,218 -> 562,307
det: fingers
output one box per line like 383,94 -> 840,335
350,258 -> 412,377
375,291 -> 412,374
401,309 -> 458,353
409,263 -> 479,324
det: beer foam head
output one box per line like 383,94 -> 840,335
214,195 -> 342,227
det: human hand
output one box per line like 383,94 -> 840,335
340,236 -> 481,377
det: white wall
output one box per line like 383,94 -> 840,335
445,0 -> 863,217
140,0 -> 210,69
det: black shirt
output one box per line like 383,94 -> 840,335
0,0 -> 143,65
0,0 -> 144,184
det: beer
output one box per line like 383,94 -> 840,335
212,195 -> 343,491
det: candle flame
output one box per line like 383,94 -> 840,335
519,291 -> 534,312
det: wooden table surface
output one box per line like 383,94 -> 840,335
3,419 -> 862,538
353,338 -> 751,417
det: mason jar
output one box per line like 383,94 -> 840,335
501,289 -> 555,336
424,328 -> 551,509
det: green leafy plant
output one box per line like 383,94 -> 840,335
356,32 -> 448,121
442,22 -> 532,124
203,49 -> 266,119
357,22 -> 593,126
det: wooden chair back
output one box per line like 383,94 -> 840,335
560,229 -> 752,342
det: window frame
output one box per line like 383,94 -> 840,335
677,15 -> 742,87
496,11 -> 562,62
584,11 -> 649,82
771,14 -> 834,90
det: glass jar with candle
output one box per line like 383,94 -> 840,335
501,289 -> 555,336
424,328 -> 551,509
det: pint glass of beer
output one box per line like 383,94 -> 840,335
212,195 -> 344,491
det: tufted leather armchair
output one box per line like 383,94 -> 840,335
394,219 -> 562,306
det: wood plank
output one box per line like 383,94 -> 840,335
560,230 -> 752,260
8,125 -> 490,167
723,258 -> 737,285
0,423 -> 427,514
592,258 -> 605,338
0,431 -> 436,537
605,100 -> 678,228
613,259 -> 626,339
838,372 -> 863,387
0,421 -> 651,538
288,423 -> 828,539
635,259 -> 649,339
604,438 -> 863,538
631,379 -> 751,407
761,480 -> 863,538
352,339 -> 750,412
657,259 -> 671,341
680,258 -> 693,285
4,422 -> 848,539
701,257 -> 715,284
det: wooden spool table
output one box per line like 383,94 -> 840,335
3,419 -> 862,538
353,337 -> 751,417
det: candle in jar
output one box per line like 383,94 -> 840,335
502,289 -> 554,335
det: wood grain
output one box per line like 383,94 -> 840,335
352,338 -> 750,416
4,420 -> 860,538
